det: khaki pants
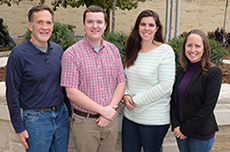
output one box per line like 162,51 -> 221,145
71,112 -> 119,152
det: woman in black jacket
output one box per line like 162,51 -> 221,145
170,29 -> 222,152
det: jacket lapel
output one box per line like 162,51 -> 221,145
184,68 -> 202,99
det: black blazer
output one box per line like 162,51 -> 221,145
170,66 -> 222,137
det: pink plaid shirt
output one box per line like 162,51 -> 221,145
61,37 -> 125,114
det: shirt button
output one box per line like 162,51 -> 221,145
99,77 -> 102,79
102,99 -> 104,101
98,65 -> 101,68
101,88 -> 103,90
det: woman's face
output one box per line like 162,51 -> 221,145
138,16 -> 158,42
185,33 -> 204,63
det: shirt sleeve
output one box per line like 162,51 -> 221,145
5,52 -> 25,133
113,45 -> 126,84
132,47 -> 175,106
61,48 -> 80,88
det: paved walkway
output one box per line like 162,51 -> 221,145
0,56 -> 8,67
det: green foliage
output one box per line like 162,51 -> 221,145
102,32 -> 128,66
169,36 -> 228,68
1,0 -> 149,32
24,28 -> 31,40
168,36 -> 184,68
0,0 -> 26,6
51,22 -> 77,51
52,0 -> 149,11
209,38 -> 228,66
0,0 -> 149,11
24,21 -> 77,51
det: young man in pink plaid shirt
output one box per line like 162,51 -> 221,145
61,5 -> 126,152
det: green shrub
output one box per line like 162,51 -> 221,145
24,29 -> 31,42
209,38 -> 228,66
24,22 -> 77,51
168,36 -> 184,68
169,36 -> 228,68
103,32 -> 128,66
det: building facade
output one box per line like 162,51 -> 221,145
0,0 -> 229,37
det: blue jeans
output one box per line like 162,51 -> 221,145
122,116 -> 169,152
23,102 -> 69,152
176,137 -> 215,152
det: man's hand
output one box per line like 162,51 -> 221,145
18,130 -> 29,149
96,116 -> 111,127
100,105 -> 117,121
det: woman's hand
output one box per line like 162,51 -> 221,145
123,95 -> 136,110
173,126 -> 187,140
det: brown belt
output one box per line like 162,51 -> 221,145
28,105 -> 62,112
74,109 -> 100,118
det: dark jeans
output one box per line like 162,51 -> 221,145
122,116 -> 169,152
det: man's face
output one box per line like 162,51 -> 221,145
28,10 -> 53,47
84,12 -> 107,46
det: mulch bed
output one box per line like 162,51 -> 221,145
0,66 -> 6,82
220,62 -> 230,84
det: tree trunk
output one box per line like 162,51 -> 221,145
105,8 -> 110,32
112,0 -> 116,32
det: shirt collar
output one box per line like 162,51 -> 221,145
26,37 -> 54,55
83,36 -> 105,52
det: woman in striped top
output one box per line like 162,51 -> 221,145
122,10 -> 175,152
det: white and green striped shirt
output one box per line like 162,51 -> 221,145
124,44 -> 175,125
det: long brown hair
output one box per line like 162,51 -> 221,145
180,29 -> 214,73
125,10 -> 164,68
